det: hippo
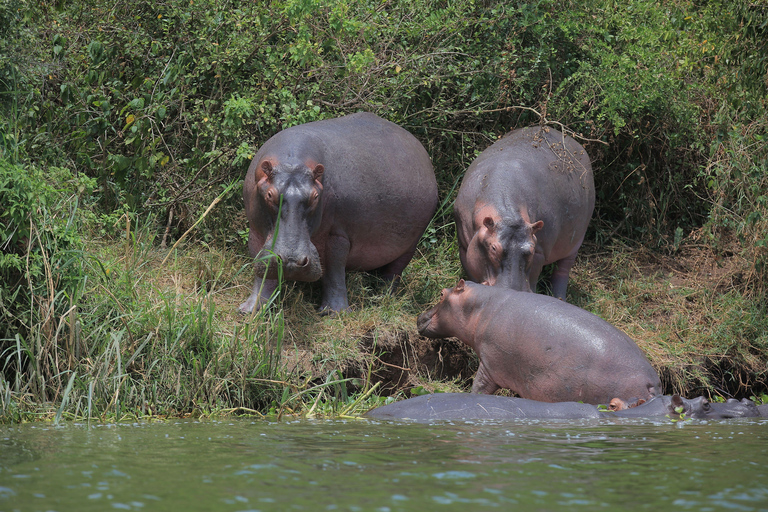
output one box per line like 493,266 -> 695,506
363,393 -> 764,422
454,126 -> 594,300
365,393 -> 600,421
607,394 -> 763,420
239,112 -> 438,314
417,280 -> 662,404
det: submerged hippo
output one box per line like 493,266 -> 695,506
240,112 -> 438,314
455,126 -> 594,300
417,280 -> 662,404
363,393 -> 764,422
607,395 -> 763,420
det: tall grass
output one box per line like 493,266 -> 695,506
0,214 -> 291,422
0,199 -> 397,423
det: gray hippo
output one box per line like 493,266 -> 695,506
454,126 -> 594,300
363,393 -> 764,422
240,112 -> 438,314
417,280 -> 662,404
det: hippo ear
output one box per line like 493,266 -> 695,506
455,279 -> 466,292
261,161 -> 275,180
483,217 -> 495,230
313,164 -> 324,181
530,220 -> 544,234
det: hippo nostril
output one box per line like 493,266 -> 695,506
297,257 -> 309,267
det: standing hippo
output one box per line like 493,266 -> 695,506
455,126 -> 594,300
363,393 -> 763,422
240,112 -> 438,314
417,280 -> 662,404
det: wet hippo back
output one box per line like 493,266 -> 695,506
364,393 -> 600,422
364,393 -> 762,421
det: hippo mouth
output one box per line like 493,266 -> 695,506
416,309 -> 435,336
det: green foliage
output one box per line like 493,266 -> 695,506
0,160 -> 85,335
702,118 -> 768,295
2,0 -> 756,253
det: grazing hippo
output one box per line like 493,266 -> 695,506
240,112 -> 438,314
454,126 -> 594,300
363,393 -> 763,422
417,280 -> 662,404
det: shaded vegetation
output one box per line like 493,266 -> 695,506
1,0 -> 767,422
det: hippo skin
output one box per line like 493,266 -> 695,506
417,280 -> 662,404
239,113 -> 438,314
363,393 -> 764,422
454,126 -> 595,300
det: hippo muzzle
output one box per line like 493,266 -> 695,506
253,236 -> 323,282
416,306 -> 439,336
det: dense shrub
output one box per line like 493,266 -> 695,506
0,0 -> 764,288
0,159 -> 85,340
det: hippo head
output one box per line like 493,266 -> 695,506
417,280 -> 467,338
251,158 -> 325,282
465,207 -> 543,291
670,395 -> 760,419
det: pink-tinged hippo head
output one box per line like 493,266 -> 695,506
251,158 -> 324,282
417,281 -> 458,339
464,205 -> 543,291
417,279 -> 477,340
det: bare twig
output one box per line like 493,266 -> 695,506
161,180 -> 238,265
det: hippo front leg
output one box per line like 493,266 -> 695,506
239,275 -> 278,314
318,234 -> 351,314
471,363 -> 500,395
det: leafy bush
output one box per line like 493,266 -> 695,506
1,0 -> 765,279
0,159 -> 84,342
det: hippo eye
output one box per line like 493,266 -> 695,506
702,401 -> 711,411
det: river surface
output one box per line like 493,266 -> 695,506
1,416 -> 767,511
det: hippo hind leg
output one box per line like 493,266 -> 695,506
550,249 -> 580,301
376,243 -> 419,291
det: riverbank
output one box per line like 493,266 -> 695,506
2,226 -> 766,424
2,0 -> 767,423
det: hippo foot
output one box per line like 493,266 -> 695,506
238,294 -> 273,315
317,304 -> 350,316
238,300 -> 258,315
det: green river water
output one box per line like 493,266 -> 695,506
1,416 -> 767,511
